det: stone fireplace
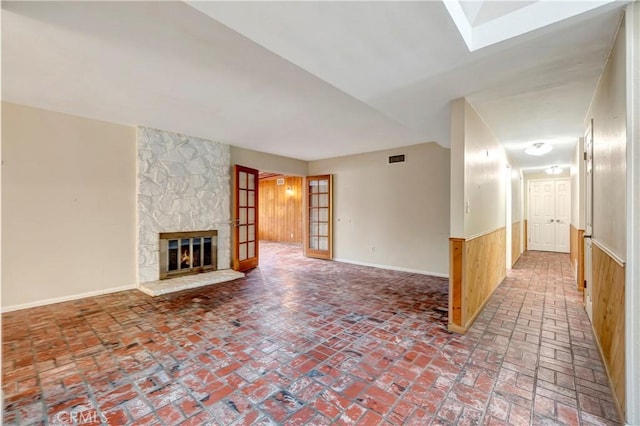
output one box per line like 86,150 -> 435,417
136,126 -> 231,285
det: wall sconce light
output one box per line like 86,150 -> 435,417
285,186 -> 293,195
525,142 -> 552,156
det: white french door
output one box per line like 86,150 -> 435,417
528,179 -> 571,253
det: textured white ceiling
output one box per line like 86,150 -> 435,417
1,1 -> 626,169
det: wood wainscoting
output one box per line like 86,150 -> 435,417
449,227 -> 507,333
570,225 -> 585,291
591,241 -> 626,420
511,221 -> 521,267
449,238 -> 464,327
258,176 -> 303,243
524,219 -> 528,251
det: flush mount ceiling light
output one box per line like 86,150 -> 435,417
525,142 -> 552,156
546,165 -> 563,175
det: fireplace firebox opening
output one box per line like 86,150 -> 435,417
159,230 -> 218,279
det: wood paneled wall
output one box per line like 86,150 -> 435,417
591,242 -> 625,420
449,238 -> 464,326
524,220 -> 528,251
258,176 -> 303,243
449,227 -> 507,333
511,221 -> 521,267
570,225 -> 585,291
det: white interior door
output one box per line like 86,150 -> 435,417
585,119 -> 594,237
584,238 -> 593,320
528,179 -> 571,253
584,120 -> 593,319
529,181 -> 555,251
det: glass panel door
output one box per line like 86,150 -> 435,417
233,165 -> 259,271
304,175 -> 333,259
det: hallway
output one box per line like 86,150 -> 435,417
472,251 -> 619,425
2,243 -> 619,425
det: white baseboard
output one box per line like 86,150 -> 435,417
333,258 -> 449,278
1,284 -> 137,313
2,261 -> 448,312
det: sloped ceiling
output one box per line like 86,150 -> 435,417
1,1 -> 626,170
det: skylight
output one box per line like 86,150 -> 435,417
443,0 -> 618,51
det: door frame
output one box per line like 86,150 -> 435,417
625,4 -> 640,421
505,163 -> 512,268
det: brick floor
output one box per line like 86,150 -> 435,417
2,243 -> 620,425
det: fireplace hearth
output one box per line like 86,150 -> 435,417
159,231 -> 217,279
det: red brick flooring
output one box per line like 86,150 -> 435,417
2,243 -> 620,425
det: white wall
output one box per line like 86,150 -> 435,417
309,142 -> 450,276
464,101 -> 506,237
2,103 -> 137,310
450,99 -> 465,237
511,166 -> 523,224
587,18 -> 627,261
509,164 -> 524,262
585,13 -> 632,422
450,98 -> 507,238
